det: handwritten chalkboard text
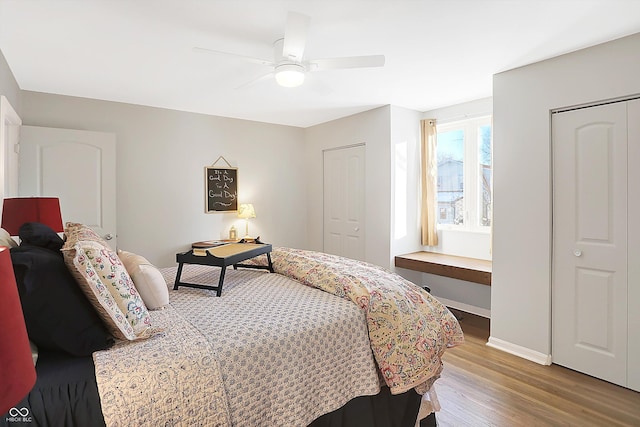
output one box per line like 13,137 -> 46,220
205,167 -> 238,212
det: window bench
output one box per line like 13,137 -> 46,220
394,251 -> 492,286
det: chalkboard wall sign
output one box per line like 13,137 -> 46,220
205,157 -> 238,213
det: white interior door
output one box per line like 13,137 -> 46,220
323,144 -> 365,261
552,102 -> 628,387
0,96 -> 21,201
19,126 -> 117,248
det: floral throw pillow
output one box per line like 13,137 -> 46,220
63,222 -> 110,247
63,238 -> 152,341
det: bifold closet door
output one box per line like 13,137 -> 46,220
552,101 -> 628,388
627,99 -> 640,392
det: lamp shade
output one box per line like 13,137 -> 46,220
237,204 -> 256,219
1,197 -> 64,235
0,246 -> 36,415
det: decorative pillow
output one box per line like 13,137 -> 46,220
10,245 -> 114,356
63,221 -> 110,248
62,233 -> 152,341
0,227 -> 17,248
117,249 -> 169,310
19,222 -> 64,251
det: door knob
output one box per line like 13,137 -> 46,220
354,227 -> 359,232
573,249 -> 582,257
104,233 -> 114,241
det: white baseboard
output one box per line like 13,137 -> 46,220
435,296 -> 491,319
486,336 -> 552,365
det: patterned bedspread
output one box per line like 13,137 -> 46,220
93,304 -> 232,426
92,248 -> 463,426
267,248 -> 464,394
94,267 -> 381,427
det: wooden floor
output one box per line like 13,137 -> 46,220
434,311 -> 640,427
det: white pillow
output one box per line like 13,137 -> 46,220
0,227 -> 17,248
117,249 -> 169,310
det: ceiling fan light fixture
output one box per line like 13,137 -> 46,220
275,63 -> 305,87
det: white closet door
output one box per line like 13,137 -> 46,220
627,99 -> 640,392
323,144 -> 366,261
552,102 -> 628,387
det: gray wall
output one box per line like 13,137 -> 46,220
492,32 -> 640,359
20,90 -> 404,270
0,50 -> 20,113
20,91 -> 407,271
304,106 -> 393,268
389,105 -> 422,265
20,91 -> 307,267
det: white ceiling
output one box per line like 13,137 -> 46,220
1,0 -> 640,128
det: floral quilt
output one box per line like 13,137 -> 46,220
268,247 -> 464,394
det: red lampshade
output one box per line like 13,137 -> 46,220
1,197 -> 64,236
0,246 -> 36,415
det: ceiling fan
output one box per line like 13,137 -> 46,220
194,11 -> 385,88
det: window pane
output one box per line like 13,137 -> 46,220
478,125 -> 492,226
437,129 -> 464,225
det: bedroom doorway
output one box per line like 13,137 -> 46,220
552,98 -> 640,392
18,126 -> 117,248
323,144 -> 365,261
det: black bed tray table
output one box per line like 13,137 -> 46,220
173,243 -> 273,296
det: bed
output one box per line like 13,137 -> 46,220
1,223 -> 463,427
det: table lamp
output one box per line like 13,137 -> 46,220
1,197 -> 64,236
237,203 -> 256,238
0,246 -> 36,415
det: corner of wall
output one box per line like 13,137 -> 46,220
0,48 -> 21,116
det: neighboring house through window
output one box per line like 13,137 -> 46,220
436,116 -> 492,230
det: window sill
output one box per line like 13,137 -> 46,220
436,226 -> 491,234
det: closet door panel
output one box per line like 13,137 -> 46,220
552,102 -> 628,387
627,98 -> 640,392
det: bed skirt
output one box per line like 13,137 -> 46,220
1,350 -> 105,427
310,387 -> 437,427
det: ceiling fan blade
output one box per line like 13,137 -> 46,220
308,55 -> 386,71
234,71 -> 274,90
282,11 -> 310,61
193,47 -> 273,67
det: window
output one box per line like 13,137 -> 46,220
436,116 -> 492,230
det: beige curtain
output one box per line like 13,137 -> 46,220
420,119 -> 438,246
